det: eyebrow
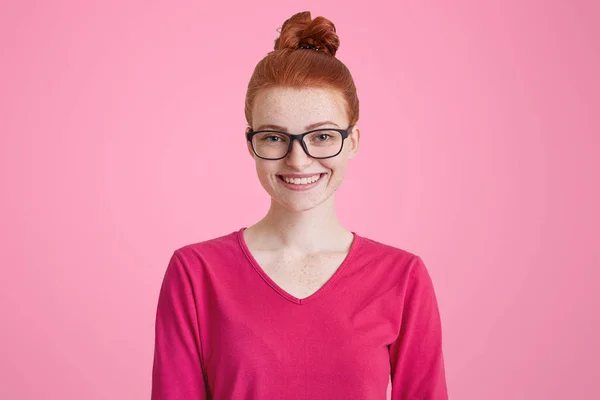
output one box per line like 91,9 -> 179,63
255,121 -> 341,132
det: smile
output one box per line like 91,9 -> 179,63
278,174 -> 324,185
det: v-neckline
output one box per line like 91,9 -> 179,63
236,227 -> 362,305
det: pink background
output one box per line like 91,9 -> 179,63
1,1 -> 599,399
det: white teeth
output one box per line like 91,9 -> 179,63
282,174 -> 321,185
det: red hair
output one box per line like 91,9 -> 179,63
244,11 -> 359,128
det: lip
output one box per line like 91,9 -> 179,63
278,173 -> 325,178
277,173 -> 326,191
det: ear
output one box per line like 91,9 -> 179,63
245,126 -> 256,159
347,125 -> 360,159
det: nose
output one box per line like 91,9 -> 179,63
285,138 -> 313,170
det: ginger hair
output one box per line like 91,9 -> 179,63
244,11 -> 359,128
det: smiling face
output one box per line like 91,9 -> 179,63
248,86 -> 359,212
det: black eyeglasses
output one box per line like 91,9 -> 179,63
246,126 -> 352,160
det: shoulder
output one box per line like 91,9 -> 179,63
167,228 -> 244,271
353,233 -> 430,280
357,234 -> 417,258
355,233 -> 419,266
176,229 -> 241,254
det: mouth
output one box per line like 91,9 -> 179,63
276,173 -> 326,190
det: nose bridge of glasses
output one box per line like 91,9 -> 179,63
288,134 -> 310,157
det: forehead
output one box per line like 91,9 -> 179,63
252,87 -> 348,131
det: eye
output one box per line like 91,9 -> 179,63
315,134 -> 331,141
256,133 -> 288,143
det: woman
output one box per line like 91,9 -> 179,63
152,11 -> 448,400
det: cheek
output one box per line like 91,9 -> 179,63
321,160 -> 349,192
322,158 -> 348,176
255,161 -> 278,183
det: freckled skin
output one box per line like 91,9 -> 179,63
255,248 -> 350,299
245,87 -> 361,298
248,87 -> 360,213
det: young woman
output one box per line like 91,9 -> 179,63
152,11 -> 448,400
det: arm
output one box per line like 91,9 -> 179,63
152,251 -> 208,399
389,256 -> 448,399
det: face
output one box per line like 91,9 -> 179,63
247,87 -> 360,212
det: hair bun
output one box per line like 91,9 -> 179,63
274,11 -> 340,56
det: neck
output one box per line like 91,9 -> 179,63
247,195 -> 352,253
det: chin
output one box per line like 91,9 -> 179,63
269,185 -> 332,212
274,197 -> 329,213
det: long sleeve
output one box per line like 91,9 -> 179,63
152,251 -> 208,399
389,256 -> 448,399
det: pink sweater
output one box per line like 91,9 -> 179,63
152,228 -> 448,399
